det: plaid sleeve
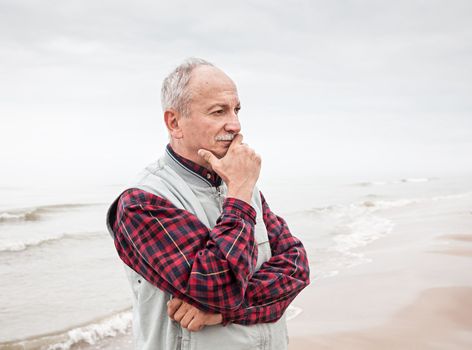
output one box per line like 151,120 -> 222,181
221,191 -> 310,325
112,188 -> 258,312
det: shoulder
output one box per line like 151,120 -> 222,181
117,188 -> 172,209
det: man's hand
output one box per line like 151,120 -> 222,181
198,134 -> 261,204
167,298 -> 223,332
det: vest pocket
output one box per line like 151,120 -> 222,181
136,278 -> 158,304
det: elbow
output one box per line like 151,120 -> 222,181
302,264 -> 311,287
297,247 -> 311,287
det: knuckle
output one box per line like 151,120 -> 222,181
188,322 -> 200,332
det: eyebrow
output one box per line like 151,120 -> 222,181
206,104 -> 225,112
206,102 -> 241,112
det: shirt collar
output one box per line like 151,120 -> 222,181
166,144 -> 222,187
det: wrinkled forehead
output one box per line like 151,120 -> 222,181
188,66 -> 238,99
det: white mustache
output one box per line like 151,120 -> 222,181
215,134 -> 235,141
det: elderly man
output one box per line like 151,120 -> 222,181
106,58 -> 310,350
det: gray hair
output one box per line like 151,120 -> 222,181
161,57 -> 214,117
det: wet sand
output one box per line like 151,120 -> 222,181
52,202 -> 472,349
287,226 -> 472,350
289,286 -> 472,350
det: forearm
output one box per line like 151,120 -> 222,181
113,189 -> 258,311
221,243 -> 309,324
220,192 -> 311,325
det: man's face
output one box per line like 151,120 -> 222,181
178,66 -> 241,159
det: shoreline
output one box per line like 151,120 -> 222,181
2,189 -> 471,350
289,285 -> 472,350
287,205 -> 472,350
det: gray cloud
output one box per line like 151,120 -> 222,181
1,0 -> 471,185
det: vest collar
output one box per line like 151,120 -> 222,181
164,144 -> 222,188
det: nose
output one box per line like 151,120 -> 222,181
224,113 -> 241,134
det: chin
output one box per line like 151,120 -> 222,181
214,150 -> 227,159
212,147 -> 229,159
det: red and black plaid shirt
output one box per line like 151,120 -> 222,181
111,146 -> 310,325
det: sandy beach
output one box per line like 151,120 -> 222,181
1,178 -> 471,350
287,206 -> 472,349
74,189 -> 472,350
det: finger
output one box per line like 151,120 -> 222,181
180,309 -> 197,329
173,303 -> 192,323
188,318 -> 205,332
198,149 -> 218,166
167,298 -> 183,319
205,313 -> 223,326
228,133 -> 243,150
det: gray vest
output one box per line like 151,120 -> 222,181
107,149 -> 288,350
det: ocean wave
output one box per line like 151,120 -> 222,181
0,203 -> 104,224
308,189 -> 472,216
47,311 -> 132,350
361,191 -> 472,210
1,309 -> 131,350
400,177 -> 433,183
352,177 -> 436,187
300,199 -> 395,269
0,231 -> 106,253
332,214 -> 394,254
304,197 -> 417,216
431,191 -> 472,201
286,304 -> 303,321
360,198 -> 419,209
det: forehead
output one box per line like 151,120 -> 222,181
188,66 -> 239,105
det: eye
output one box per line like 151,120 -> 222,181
212,109 -> 224,115
235,106 -> 241,114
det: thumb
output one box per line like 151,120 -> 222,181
198,149 -> 218,166
228,133 -> 243,150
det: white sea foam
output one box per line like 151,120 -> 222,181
302,199 -> 396,270
46,310 -> 132,350
400,177 -> 432,183
3,310 -> 132,350
352,177 -> 436,187
286,304 -> 303,321
0,208 -> 42,222
0,231 -> 105,252
332,214 -> 394,254
431,191 -> 472,201
303,187 -> 471,275
361,198 -> 419,209
0,203 -> 103,223
361,191 -> 472,210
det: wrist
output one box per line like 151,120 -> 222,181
222,198 -> 256,224
227,185 -> 254,205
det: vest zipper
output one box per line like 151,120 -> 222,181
215,185 -> 224,211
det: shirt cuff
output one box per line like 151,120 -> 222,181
221,307 -> 247,326
222,198 -> 257,224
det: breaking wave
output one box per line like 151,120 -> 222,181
0,203 -> 104,223
0,231 -> 106,253
352,177 -> 437,187
0,309 -> 132,350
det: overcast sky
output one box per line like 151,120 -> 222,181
1,0 -> 471,187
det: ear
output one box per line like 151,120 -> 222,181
164,109 -> 183,139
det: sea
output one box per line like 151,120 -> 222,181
0,174 -> 471,349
